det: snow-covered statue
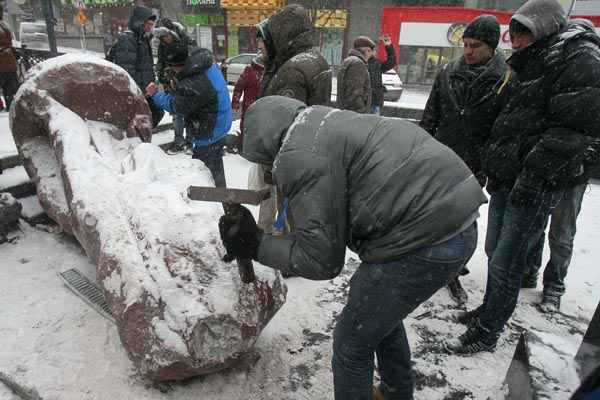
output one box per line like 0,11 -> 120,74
9,54 -> 286,381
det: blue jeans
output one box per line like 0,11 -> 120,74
173,114 -> 191,146
371,105 -> 381,115
523,184 -> 586,296
332,223 -> 477,400
192,140 -> 226,188
480,190 -> 563,336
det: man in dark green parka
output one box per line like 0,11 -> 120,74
257,4 -> 332,106
219,96 -> 487,400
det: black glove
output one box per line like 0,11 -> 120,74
509,173 -> 543,208
218,205 -> 263,262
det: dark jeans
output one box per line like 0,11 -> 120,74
332,223 -> 477,400
0,71 -> 19,109
173,114 -> 192,146
192,140 -> 226,188
480,190 -> 563,336
523,184 -> 586,296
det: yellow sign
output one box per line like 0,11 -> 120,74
220,0 -> 282,10
315,10 -> 347,28
227,9 -> 276,27
75,10 -> 88,26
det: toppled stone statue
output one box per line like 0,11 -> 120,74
10,54 -> 287,381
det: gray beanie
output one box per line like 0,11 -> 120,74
463,15 -> 501,49
511,0 -> 567,40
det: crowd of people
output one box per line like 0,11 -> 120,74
103,0 -> 599,398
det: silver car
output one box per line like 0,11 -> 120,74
19,22 -> 49,50
220,53 -> 257,84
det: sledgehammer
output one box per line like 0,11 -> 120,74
187,186 -> 271,283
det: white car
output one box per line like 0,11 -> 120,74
19,22 -> 49,50
382,70 -> 404,102
220,53 -> 257,84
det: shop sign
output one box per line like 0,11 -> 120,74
446,23 -> 466,46
61,0 -> 134,5
182,13 -> 225,26
401,22 -> 514,50
185,0 -> 220,7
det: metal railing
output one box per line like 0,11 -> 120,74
14,46 -> 64,73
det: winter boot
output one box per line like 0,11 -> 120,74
447,277 -> 468,304
454,306 -> 482,326
444,324 -> 497,355
166,143 -> 185,155
538,293 -> 561,313
520,273 -> 538,289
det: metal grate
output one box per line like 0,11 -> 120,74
59,268 -> 115,324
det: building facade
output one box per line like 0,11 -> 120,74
380,3 -> 600,85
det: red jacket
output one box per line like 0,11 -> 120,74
0,22 -> 17,73
232,60 -> 264,135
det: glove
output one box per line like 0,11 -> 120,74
509,173 -> 543,208
218,205 -> 263,262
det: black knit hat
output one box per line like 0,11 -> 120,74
164,42 -> 188,66
463,15 -> 501,50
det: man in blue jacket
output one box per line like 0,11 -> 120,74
147,44 -> 232,187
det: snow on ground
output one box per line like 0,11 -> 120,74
1,134 -> 599,398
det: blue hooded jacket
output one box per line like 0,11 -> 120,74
152,48 -> 232,147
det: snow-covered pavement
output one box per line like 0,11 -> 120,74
1,148 -> 600,399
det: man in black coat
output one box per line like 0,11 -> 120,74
107,6 -> 156,91
447,0 -> 600,355
107,6 -> 162,126
368,34 -> 397,115
420,15 -> 509,305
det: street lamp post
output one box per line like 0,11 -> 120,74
41,0 -> 58,56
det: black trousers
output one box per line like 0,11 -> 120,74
0,71 -> 19,109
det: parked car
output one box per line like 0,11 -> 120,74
220,53 -> 257,84
19,22 -> 49,50
382,70 -> 404,102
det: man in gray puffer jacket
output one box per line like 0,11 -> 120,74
218,96 -> 486,400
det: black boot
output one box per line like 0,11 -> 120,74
444,323 -> 497,355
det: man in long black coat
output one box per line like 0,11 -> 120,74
420,15 -> 509,304
107,6 -> 162,126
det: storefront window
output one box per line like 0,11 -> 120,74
399,45 -> 466,85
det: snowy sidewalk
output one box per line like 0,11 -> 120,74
1,147 -> 599,398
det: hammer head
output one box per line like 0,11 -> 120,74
187,186 -> 271,205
